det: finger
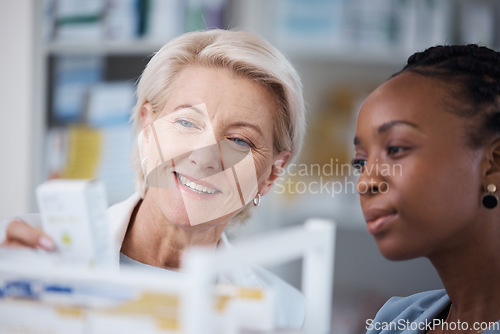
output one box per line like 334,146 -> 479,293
6,220 -> 56,250
0,239 -> 36,248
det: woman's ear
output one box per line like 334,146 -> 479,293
259,150 -> 291,196
140,102 -> 154,129
483,138 -> 500,184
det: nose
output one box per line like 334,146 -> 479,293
188,142 -> 223,173
356,158 -> 389,197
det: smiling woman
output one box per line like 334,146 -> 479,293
354,45 -> 500,334
0,29 -> 307,329
135,66 -> 277,228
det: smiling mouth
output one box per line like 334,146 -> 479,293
175,172 -> 220,194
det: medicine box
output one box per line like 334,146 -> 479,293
36,179 -> 113,267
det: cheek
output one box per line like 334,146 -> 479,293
152,187 -> 188,218
395,159 -> 480,226
230,154 -> 259,203
253,154 -> 275,185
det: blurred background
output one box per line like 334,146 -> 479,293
1,0 -> 499,333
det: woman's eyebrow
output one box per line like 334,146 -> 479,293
229,122 -> 263,136
171,105 -> 263,135
173,104 -> 205,115
354,120 -> 421,146
378,120 -> 421,134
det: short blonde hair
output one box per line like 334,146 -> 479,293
131,29 -> 306,221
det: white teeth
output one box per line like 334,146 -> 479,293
177,173 -> 217,194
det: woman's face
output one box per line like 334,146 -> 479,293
138,65 -> 288,228
354,72 -> 486,260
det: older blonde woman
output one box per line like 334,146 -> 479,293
0,29 -> 307,328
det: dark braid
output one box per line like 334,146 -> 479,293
394,44 -> 500,147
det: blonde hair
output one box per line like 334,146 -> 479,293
131,29 -> 306,222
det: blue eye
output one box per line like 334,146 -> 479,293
178,119 -> 194,128
351,158 -> 366,170
231,138 -> 250,147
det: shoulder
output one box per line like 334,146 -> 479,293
106,193 -> 141,259
377,289 -> 448,317
107,193 -> 141,218
107,193 -> 141,232
367,289 -> 449,334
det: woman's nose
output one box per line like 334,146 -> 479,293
356,159 -> 389,197
188,142 -> 223,172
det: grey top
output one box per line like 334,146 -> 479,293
366,289 -> 500,334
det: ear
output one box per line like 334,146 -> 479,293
140,102 -> 154,129
259,150 -> 291,196
482,138 -> 500,185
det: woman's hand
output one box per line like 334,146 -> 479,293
1,220 -> 55,250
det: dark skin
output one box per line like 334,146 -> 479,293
354,72 -> 500,333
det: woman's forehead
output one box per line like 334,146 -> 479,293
361,73 -> 444,117
357,73 -> 468,138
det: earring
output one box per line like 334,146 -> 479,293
482,184 -> 498,209
253,193 -> 261,207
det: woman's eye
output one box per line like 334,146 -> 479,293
231,138 -> 250,147
176,119 -> 196,128
351,158 -> 366,170
387,146 -> 405,155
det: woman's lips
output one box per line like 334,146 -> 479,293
363,208 -> 397,235
175,172 -> 221,195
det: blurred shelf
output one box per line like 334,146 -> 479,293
285,46 -> 409,67
273,186 -> 366,232
44,40 -> 168,56
45,40 -> 409,68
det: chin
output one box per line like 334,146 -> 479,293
379,249 -> 416,262
165,204 -> 242,229
375,237 -> 420,262
189,208 -> 242,228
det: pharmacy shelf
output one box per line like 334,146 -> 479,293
278,191 -> 366,231
284,46 -> 410,67
44,40 -> 167,56
45,40 -> 409,67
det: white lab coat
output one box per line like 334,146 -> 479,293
0,193 -> 305,329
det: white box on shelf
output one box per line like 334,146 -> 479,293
36,179 -> 114,268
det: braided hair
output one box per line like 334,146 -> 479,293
394,44 -> 500,148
